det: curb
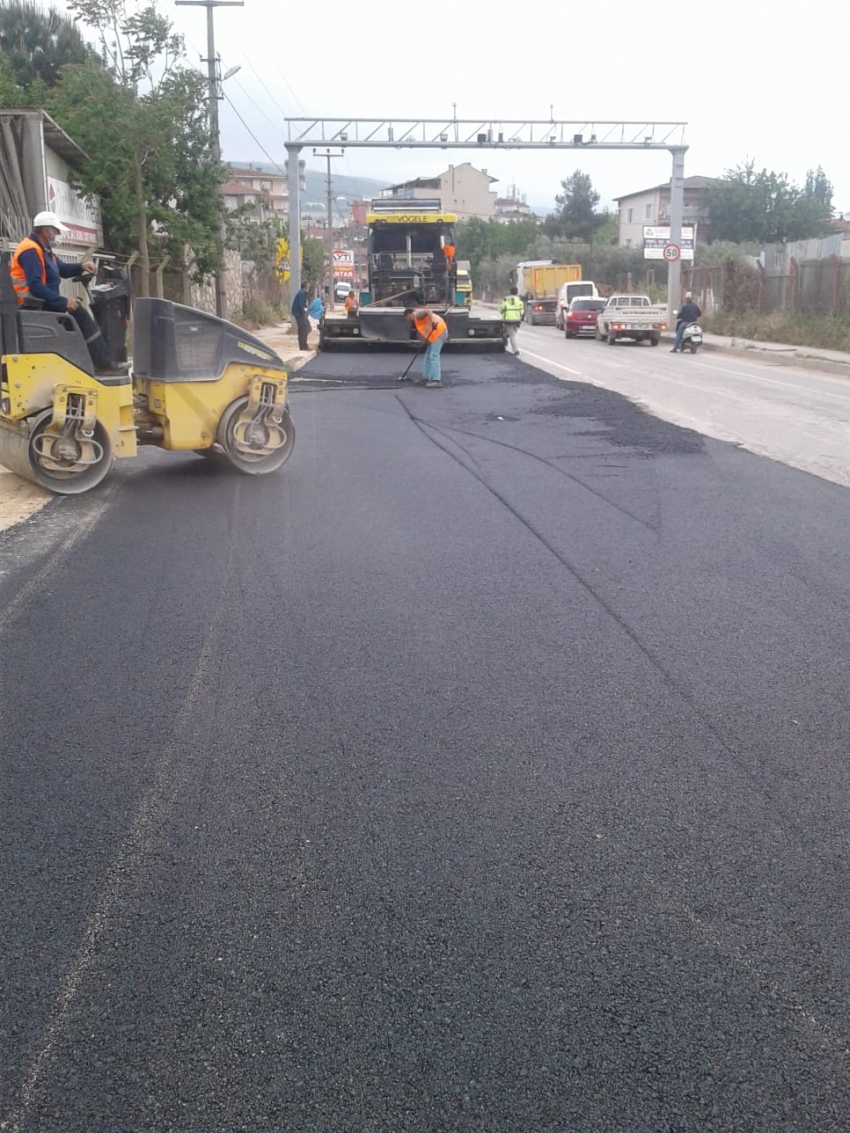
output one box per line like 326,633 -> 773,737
660,335 -> 850,378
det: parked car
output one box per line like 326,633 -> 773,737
555,280 -> 599,329
565,297 -> 606,338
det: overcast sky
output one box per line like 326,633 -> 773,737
57,0 -> 847,213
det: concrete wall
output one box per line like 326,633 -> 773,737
187,249 -> 243,317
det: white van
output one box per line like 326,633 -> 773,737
334,280 -> 352,301
555,280 -> 599,329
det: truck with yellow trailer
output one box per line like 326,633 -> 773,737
319,199 -> 504,349
511,261 -> 583,326
0,255 -> 294,495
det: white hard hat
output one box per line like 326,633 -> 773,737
684,291 -> 693,299
33,211 -> 66,232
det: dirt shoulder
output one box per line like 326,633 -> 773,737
0,320 -> 313,535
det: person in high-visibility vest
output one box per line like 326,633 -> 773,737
10,211 -> 119,373
344,291 -> 358,313
403,307 -> 448,387
499,285 -> 524,356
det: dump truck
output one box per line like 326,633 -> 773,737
511,261 -> 583,326
319,199 -> 504,349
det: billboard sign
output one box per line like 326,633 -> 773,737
47,176 -> 103,246
333,248 -> 354,280
643,226 -> 695,261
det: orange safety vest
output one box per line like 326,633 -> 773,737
10,237 -> 47,305
345,293 -> 358,311
443,244 -> 456,261
414,310 -> 447,344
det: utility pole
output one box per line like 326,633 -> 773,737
286,145 -> 302,298
667,146 -> 687,332
175,0 -> 243,319
314,149 -> 342,310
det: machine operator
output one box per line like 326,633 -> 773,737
10,211 -> 125,375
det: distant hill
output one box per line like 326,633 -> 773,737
228,160 -> 388,209
304,168 -> 389,206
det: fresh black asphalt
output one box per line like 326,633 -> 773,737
1,348 -> 848,1132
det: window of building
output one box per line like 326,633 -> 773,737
627,207 -> 633,223
645,203 -> 653,219
625,238 -> 632,247
260,180 -> 272,192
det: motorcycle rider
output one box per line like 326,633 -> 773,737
671,292 -> 702,353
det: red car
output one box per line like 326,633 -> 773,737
565,298 -> 606,338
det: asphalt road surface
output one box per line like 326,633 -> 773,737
1,345 -> 848,1132
492,311 -> 850,489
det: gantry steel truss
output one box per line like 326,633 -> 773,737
284,118 -> 689,326
284,118 -> 687,150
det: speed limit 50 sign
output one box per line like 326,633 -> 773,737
663,243 -> 681,263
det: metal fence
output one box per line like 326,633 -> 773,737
683,248 -> 850,317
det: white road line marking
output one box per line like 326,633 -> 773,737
521,351 -> 583,377
693,360 -> 850,401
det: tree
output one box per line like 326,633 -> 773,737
707,160 -> 833,244
0,0 -> 94,102
549,170 -> 604,241
591,210 -> 617,246
804,166 -> 833,211
225,214 -> 324,298
49,1 -> 222,294
455,217 -> 540,276
301,237 -> 325,288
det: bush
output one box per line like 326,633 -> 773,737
234,300 -> 286,330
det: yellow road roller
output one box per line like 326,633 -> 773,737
0,255 -> 294,495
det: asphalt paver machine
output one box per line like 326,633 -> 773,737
319,198 -> 505,350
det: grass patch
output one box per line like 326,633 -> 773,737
231,300 -> 287,331
703,311 -> 850,352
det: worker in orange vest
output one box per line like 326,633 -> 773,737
10,211 -> 120,374
443,242 -> 456,265
344,290 -> 358,313
403,307 -> 448,387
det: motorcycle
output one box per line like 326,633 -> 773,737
679,320 -> 703,354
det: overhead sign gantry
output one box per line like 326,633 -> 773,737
284,118 -> 689,327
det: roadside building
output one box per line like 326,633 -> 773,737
380,162 -> 498,220
495,185 -> 533,224
614,175 -> 719,248
222,164 -> 288,221
0,109 -> 102,252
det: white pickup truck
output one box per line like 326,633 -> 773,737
595,294 -> 667,346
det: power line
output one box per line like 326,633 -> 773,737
271,57 -> 307,115
228,38 -> 299,120
230,74 -> 287,138
222,90 -> 287,176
